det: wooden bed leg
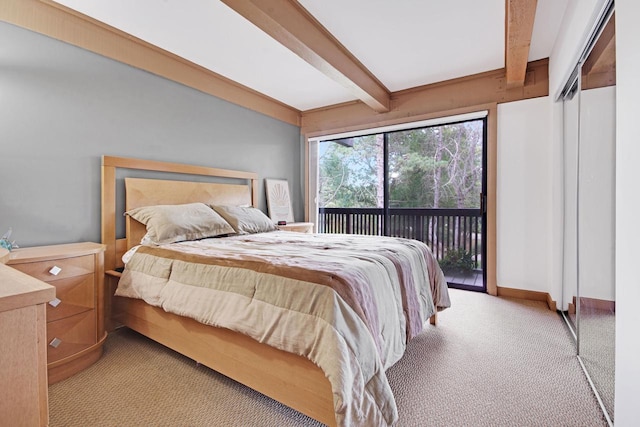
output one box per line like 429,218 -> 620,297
429,312 -> 437,325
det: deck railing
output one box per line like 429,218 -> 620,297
318,207 -> 483,268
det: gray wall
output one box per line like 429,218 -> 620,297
0,22 -> 302,247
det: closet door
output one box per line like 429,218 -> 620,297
560,4 -> 615,424
561,81 -> 579,335
577,11 -> 616,422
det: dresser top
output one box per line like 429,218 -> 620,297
8,242 -> 105,264
0,264 -> 55,312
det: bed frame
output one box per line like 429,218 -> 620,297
101,156 -> 336,426
102,155 -> 438,426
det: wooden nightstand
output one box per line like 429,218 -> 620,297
7,242 -> 107,384
277,222 -> 314,233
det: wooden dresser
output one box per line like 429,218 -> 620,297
0,248 -> 55,426
8,242 -> 107,384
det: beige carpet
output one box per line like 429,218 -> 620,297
579,309 -> 615,421
49,289 -> 608,426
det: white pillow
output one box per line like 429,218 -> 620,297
210,205 -> 277,235
125,202 -> 235,244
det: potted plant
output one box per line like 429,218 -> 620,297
440,248 -> 475,275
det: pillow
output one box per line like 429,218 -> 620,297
210,205 -> 277,235
125,202 -> 235,245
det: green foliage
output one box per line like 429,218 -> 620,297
319,121 -> 483,209
319,135 -> 383,208
439,248 -> 475,273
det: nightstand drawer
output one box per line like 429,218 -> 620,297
11,254 -> 95,282
7,242 -> 106,384
47,274 -> 95,322
47,310 -> 96,363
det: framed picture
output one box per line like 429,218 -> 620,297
265,179 -> 294,223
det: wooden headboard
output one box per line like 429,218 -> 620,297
101,156 -> 258,271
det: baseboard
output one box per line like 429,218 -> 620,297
496,286 -> 556,311
576,295 -> 615,313
568,296 -> 615,314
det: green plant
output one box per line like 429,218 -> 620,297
440,248 -> 474,273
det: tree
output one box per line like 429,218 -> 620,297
319,135 -> 383,208
319,120 -> 484,263
319,120 -> 483,210
387,121 -> 482,209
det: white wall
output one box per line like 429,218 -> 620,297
497,96 -> 560,301
614,1 -> 640,424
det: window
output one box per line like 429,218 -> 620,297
314,116 -> 487,290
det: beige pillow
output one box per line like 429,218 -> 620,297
210,205 -> 277,235
125,202 -> 235,245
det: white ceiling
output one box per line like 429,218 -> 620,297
52,0 -> 569,112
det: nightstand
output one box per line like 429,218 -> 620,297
7,242 -> 107,384
277,222 -> 314,233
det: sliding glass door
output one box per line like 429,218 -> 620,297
317,117 -> 487,291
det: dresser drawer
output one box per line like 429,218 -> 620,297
47,310 -> 96,363
47,274 -> 95,322
11,254 -> 94,282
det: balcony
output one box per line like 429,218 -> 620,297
318,207 -> 484,289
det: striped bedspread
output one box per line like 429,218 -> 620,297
116,231 -> 450,426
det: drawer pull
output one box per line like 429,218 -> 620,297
49,298 -> 62,308
49,265 -> 62,276
49,337 -> 62,348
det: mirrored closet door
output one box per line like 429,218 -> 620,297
561,3 -> 615,425
562,79 -> 579,334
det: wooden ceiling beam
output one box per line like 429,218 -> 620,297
505,0 -> 538,89
221,0 -> 390,113
301,59 -> 549,137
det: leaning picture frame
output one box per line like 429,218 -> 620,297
265,179 -> 294,223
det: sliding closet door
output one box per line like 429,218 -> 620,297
562,82 -> 579,334
577,13 -> 616,419
560,4 -> 615,424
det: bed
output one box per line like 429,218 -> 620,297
101,156 -> 450,427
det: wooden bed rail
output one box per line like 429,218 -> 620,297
100,155 -> 338,426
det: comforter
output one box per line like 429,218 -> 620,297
116,231 -> 450,426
